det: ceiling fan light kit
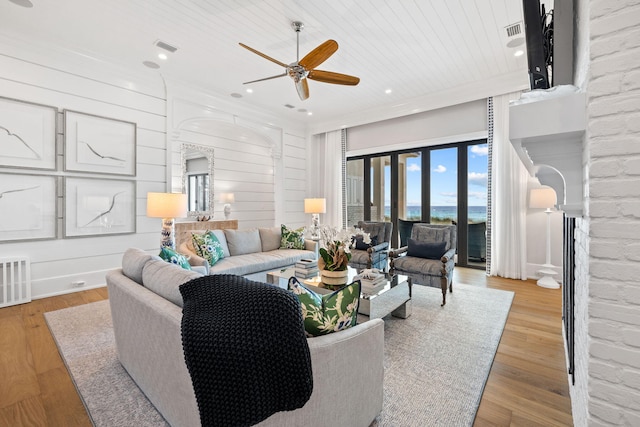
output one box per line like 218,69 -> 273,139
240,21 -> 360,100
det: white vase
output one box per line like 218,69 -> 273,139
320,269 -> 349,287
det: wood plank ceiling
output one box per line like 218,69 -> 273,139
1,0 -> 530,130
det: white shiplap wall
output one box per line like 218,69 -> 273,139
167,87 -> 308,231
0,39 -> 167,298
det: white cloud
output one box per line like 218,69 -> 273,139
440,191 -> 457,198
468,172 -> 487,187
470,145 -> 488,156
433,165 -> 446,173
407,163 -> 421,172
469,191 -> 487,201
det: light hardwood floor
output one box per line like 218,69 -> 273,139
0,268 -> 573,426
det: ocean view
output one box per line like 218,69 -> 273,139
384,205 -> 487,223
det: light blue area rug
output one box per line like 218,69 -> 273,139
45,283 -> 513,427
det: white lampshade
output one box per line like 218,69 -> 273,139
304,198 -> 326,214
219,193 -> 235,204
146,192 -> 188,218
529,187 -> 557,209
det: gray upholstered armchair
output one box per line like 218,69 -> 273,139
389,224 -> 457,306
349,221 -> 393,272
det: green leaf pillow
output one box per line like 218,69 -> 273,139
158,247 -> 192,270
191,231 -> 225,266
280,224 -> 305,249
288,277 -> 361,336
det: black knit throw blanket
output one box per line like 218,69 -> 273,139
179,274 -> 313,427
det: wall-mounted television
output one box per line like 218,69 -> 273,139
523,0 -> 553,89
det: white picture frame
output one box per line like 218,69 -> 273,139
64,177 -> 136,238
64,110 -> 136,176
0,173 -> 57,242
0,96 -> 57,170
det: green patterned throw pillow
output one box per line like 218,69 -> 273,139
288,277 -> 361,336
158,247 -> 192,270
191,231 -> 225,266
280,224 -> 305,249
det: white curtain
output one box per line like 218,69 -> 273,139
319,130 -> 344,227
490,92 -> 528,280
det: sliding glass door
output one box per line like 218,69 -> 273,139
430,147 -> 457,225
466,143 -> 488,266
347,139 -> 488,269
369,155 -> 390,222
398,152 -> 422,221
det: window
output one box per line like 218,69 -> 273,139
347,139 -> 488,268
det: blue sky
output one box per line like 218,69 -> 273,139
384,143 -> 488,207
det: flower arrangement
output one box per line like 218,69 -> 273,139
311,225 -> 371,271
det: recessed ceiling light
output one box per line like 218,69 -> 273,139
507,37 -> 525,48
9,0 -> 33,7
514,50 -> 524,57
158,53 -> 167,60
385,89 -> 392,94
246,88 -> 253,93
142,61 -> 160,69
307,112 -> 313,116
230,93 -> 243,98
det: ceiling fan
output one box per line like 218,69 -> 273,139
239,21 -> 360,101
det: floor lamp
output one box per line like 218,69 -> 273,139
147,192 -> 188,250
304,198 -> 326,240
529,186 -> 559,289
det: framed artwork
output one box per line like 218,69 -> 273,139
0,173 -> 57,242
64,177 -> 136,238
64,110 -> 136,176
0,96 -> 57,170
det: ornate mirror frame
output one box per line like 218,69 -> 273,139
180,142 -> 214,218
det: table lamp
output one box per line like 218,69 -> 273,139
219,193 -> 235,219
304,198 -> 326,240
147,192 -> 188,250
529,186 -> 559,289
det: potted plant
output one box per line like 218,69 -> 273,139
312,225 -> 370,288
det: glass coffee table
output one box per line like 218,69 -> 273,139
266,266 -> 412,319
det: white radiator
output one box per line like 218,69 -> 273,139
0,257 -> 31,308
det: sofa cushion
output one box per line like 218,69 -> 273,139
259,226 -> 282,252
280,224 -> 305,250
224,229 -> 262,256
192,231 -> 224,266
122,248 -> 155,284
142,258 -> 201,307
183,229 -> 230,258
288,277 -> 361,337
158,247 -> 192,270
208,249 -> 316,276
407,239 -> 447,259
412,225 -> 452,251
210,229 -> 231,258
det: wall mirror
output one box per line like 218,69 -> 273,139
181,142 -> 214,218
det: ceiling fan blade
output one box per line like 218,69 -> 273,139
299,40 -> 338,70
308,69 -> 360,86
239,43 -> 288,68
295,78 -> 309,101
242,73 -> 287,85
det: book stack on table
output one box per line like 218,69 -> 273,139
358,269 -> 387,294
295,259 -> 319,279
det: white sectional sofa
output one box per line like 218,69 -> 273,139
106,248 -> 384,427
179,226 -> 317,283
